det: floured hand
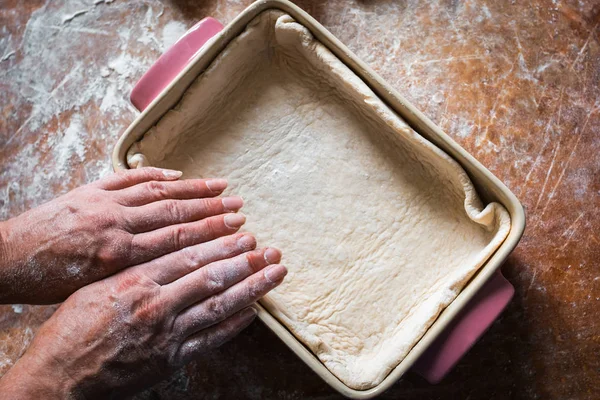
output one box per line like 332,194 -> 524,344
0,167 -> 246,304
0,231 -> 287,398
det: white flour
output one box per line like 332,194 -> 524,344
11,305 -> 23,314
0,0 -> 187,220
54,115 -> 87,171
162,21 -> 188,50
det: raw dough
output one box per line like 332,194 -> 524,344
127,11 -> 511,390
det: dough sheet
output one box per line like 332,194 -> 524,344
127,11 -> 511,389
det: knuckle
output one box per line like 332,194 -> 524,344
180,246 -> 203,271
171,225 -> 186,249
96,247 -> 121,267
146,181 -> 168,199
246,281 -> 262,300
83,190 -> 105,205
112,272 -> 160,308
204,268 -> 226,292
206,297 -> 227,319
164,200 -> 182,220
203,217 -> 219,236
124,280 -> 165,318
91,210 -> 120,230
118,207 -> 137,232
198,198 -> 213,216
135,296 -> 162,322
183,180 -> 197,194
116,271 -> 147,292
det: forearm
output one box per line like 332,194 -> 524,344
0,352 -> 74,399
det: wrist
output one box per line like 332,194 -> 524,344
0,219 -> 11,270
0,218 -> 21,304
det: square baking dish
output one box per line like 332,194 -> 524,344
113,1 -> 525,398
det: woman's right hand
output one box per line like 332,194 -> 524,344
0,229 -> 287,399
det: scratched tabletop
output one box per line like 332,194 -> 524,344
0,1 -> 598,399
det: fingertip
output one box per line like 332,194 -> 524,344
240,306 -> 258,320
224,213 -> 246,229
263,247 -> 282,264
237,233 -> 257,250
222,196 -> 244,212
98,167 -> 182,190
264,264 -> 287,283
160,168 -> 183,179
205,178 -> 228,193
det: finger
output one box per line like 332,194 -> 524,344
115,178 -> 228,207
95,167 -> 183,190
172,263 -> 287,338
165,246 -> 282,310
174,307 -> 257,366
130,213 -> 246,264
125,196 -> 243,233
134,233 -> 257,285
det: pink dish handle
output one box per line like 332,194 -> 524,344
412,269 -> 514,383
130,17 -> 224,112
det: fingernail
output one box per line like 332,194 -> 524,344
222,196 -> 244,212
224,213 -> 246,229
237,234 -> 256,250
264,264 -> 287,283
264,248 -> 281,264
206,179 -> 227,192
161,169 -> 183,179
241,307 -> 257,320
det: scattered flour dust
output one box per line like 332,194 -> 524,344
66,264 -> 82,277
0,326 -> 34,374
11,305 -> 24,314
162,21 -> 188,49
55,115 -> 87,170
0,0 -> 189,220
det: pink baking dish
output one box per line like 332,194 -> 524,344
113,1 -> 525,397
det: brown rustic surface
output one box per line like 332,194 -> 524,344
0,0 -> 599,399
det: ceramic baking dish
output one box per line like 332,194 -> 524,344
112,1 -> 525,397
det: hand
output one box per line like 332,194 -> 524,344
0,232 -> 287,398
0,167 -> 247,304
